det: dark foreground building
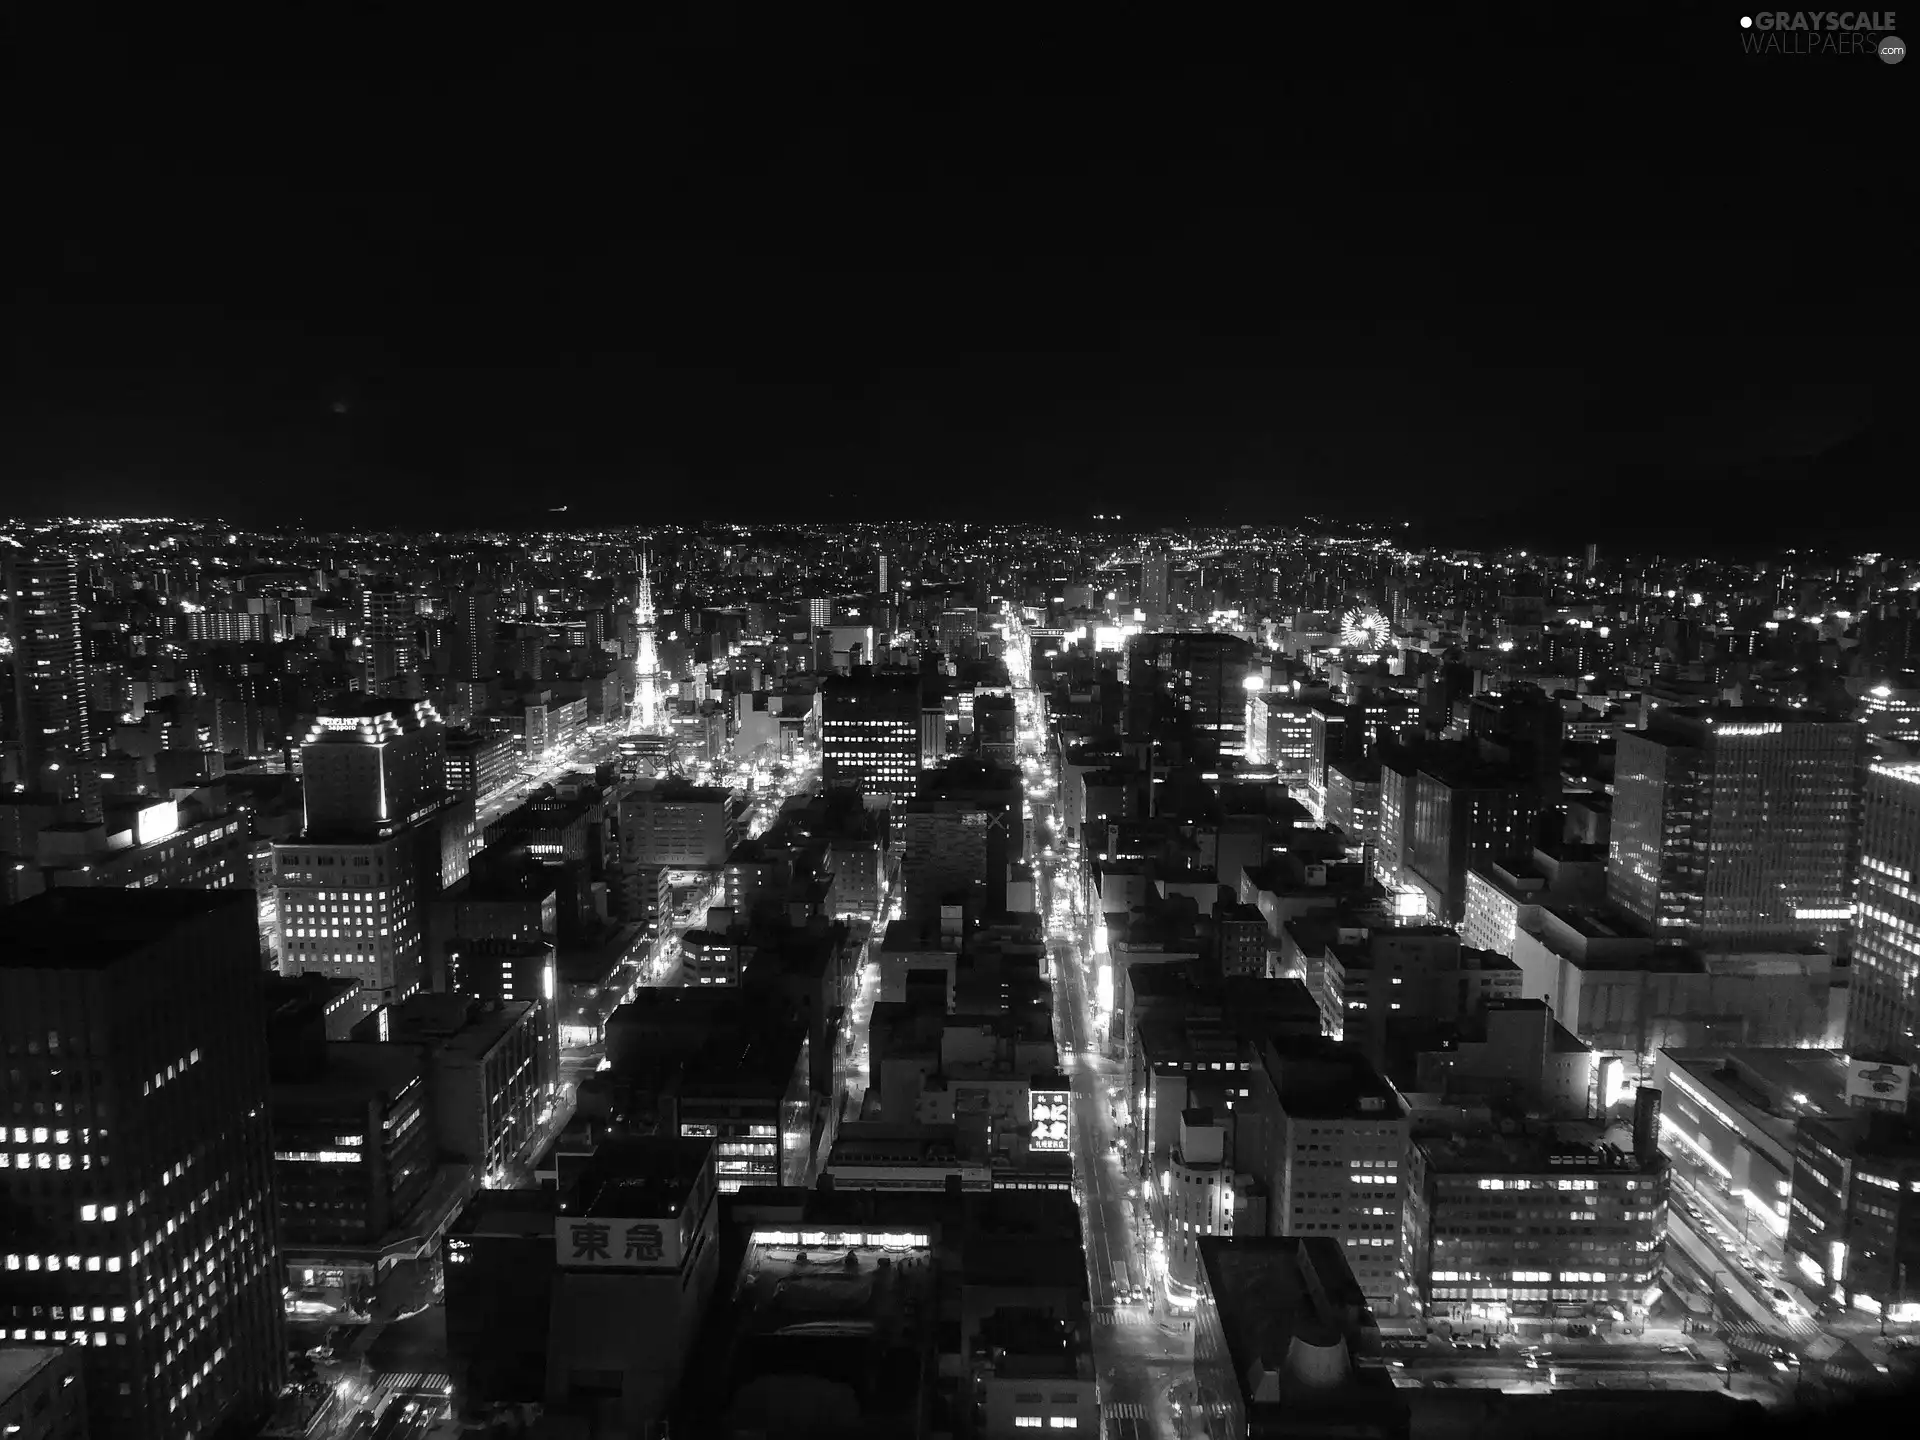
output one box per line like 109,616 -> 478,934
0,890 -> 285,1440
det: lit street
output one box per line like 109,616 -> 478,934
1010,615 -> 1190,1440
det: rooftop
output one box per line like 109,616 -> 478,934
564,1136 -> 714,1220
1418,1122 -> 1660,1176
270,1041 -> 425,1106
0,888 -> 253,970
0,1347 -> 67,1404
1660,1047 -> 1853,1130
1266,1039 -> 1406,1121
1198,1237 -> 1403,1418
448,1187 -> 557,1240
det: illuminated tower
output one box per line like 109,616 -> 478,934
630,546 -> 662,735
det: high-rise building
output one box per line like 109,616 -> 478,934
1608,707 -> 1863,950
1242,1038 -> 1411,1316
1127,632 -> 1255,769
1405,760 -> 1542,926
1848,760 -> 1920,1064
1139,545 -> 1170,616
450,585 -> 498,725
299,699 -> 449,832
3,546 -> 98,817
357,581 -> 420,698
275,700 -> 470,1004
0,1347 -> 86,1440
0,890 -> 284,1440
821,671 -> 922,803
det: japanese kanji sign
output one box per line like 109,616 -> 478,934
556,1216 -> 683,1269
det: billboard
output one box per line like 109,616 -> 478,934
1031,1089 -> 1072,1152
1632,1085 -> 1662,1163
1846,1059 -> 1914,1108
556,1215 -> 683,1270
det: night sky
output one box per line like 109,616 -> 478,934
6,8 -> 1910,548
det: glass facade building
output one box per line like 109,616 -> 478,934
1608,708 -> 1863,951
1849,761 -> 1920,1064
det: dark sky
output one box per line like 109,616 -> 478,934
5,7 -> 1911,547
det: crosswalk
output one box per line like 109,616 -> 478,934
383,1372 -> 452,1396
1096,1309 -> 1152,1327
1104,1402 -> 1148,1420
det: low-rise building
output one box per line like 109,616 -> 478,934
1784,1099 -> 1920,1318
1193,1236 -> 1408,1440
1406,1123 -> 1667,1336
1649,1046 -> 1853,1261
822,1122 -> 995,1193
388,993 -> 553,1181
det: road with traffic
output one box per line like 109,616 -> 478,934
1009,615 -> 1193,1440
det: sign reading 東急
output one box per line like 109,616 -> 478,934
555,1216 -> 683,1270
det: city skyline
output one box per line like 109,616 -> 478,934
4,9 -> 1916,1440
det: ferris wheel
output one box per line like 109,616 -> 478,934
1340,605 -> 1389,650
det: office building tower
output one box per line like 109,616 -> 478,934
1140,545 -> 1170,615
450,937 -> 560,1071
453,586 -> 498,682
1848,761 -> 1920,1064
629,551 -> 663,736
1243,1039 -> 1411,1316
875,550 -> 890,594
821,671 -> 922,803
267,1038 -> 433,1250
1609,707 -> 1864,950
919,702 -> 948,770
1404,758 -> 1542,925
1467,686 -> 1564,806
1407,1125 -> 1667,1332
1128,632 -> 1255,769
357,581 -> 420,698
0,891 -> 284,1440
450,585 -> 497,724
276,701 -> 470,1005
300,699 -> 449,832
4,546 -> 98,817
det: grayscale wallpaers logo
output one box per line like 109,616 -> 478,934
1738,11 -> 1903,56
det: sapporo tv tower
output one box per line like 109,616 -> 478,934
629,542 -> 662,736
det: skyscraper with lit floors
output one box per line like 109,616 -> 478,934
1848,759 -> 1920,1065
821,670 -> 922,805
3,545 -> 99,819
1608,706 -> 1863,950
0,889 -> 284,1440
273,699 -> 473,1007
